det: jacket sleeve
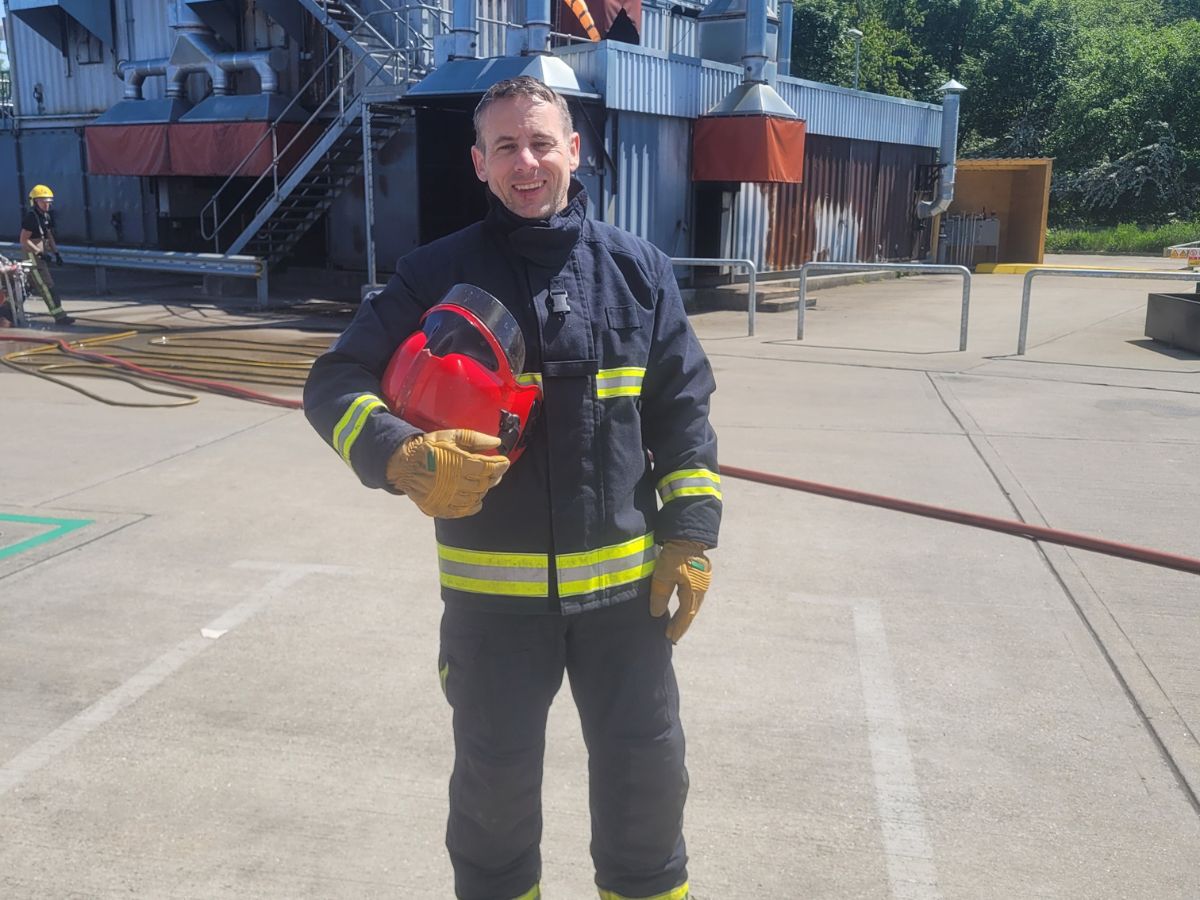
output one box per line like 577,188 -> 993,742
639,251 -> 722,548
302,260 -> 429,490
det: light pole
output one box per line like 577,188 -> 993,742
845,27 -> 863,91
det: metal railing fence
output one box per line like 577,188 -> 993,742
1016,268 -> 1200,355
671,257 -> 758,336
797,262 -> 972,350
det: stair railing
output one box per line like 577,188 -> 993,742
200,10 -> 443,252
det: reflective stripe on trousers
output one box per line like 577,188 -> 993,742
598,883 -> 689,900
438,533 -> 657,598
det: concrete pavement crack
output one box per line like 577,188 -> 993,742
926,371 -> 1200,818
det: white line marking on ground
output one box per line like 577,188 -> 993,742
853,600 -> 941,900
0,561 -> 349,798
792,592 -> 941,900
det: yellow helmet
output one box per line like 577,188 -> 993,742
29,184 -> 54,203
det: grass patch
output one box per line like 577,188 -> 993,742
1045,221 -> 1200,254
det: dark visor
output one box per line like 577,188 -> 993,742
420,284 -> 526,374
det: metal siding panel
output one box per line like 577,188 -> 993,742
641,7 -> 697,56
592,45 -> 938,142
777,76 -> 941,148
8,0 -> 180,117
612,112 -> 689,253
329,119 -> 421,270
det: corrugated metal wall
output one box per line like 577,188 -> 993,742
560,43 -> 942,148
727,134 -> 935,272
606,111 -> 691,257
640,7 -> 698,57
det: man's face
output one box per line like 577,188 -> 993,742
471,96 -> 580,220
35,198 -> 52,213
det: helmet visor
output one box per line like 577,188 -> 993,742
420,284 -> 526,375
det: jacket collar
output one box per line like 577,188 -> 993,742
484,178 -> 587,269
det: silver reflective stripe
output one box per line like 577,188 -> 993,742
557,533 -> 657,597
437,544 -> 550,596
596,367 -> 645,399
657,469 -> 722,504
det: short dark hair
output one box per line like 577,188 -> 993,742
473,76 -> 574,149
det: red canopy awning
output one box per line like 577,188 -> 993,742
692,115 -> 806,184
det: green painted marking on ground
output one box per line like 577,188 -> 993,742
0,513 -> 93,560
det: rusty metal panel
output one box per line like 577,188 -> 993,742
725,134 -> 935,272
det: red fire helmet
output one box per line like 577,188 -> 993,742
381,284 -> 542,460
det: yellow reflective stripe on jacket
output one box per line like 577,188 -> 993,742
437,544 -> 550,596
557,532 -> 657,597
513,368 -> 644,398
657,468 -> 722,504
333,394 -> 386,463
511,884 -> 541,900
596,366 -> 645,399
598,882 -> 688,900
437,534 -> 656,598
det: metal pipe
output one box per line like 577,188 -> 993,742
214,51 -> 285,94
167,62 -> 211,99
796,261 -> 971,350
524,0 -> 551,54
917,80 -> 966,219
1017,268 -> 1200,355
362,103 -> 377,286
671,257 -> 758,336
743,0 -> 769,83
452,0 -> 480,59
721,465 -> 1200,578
118,59 -> 169,100
777,2 -> 793,77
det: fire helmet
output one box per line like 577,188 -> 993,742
28,184 -> 54,203
381,284 -> 541,460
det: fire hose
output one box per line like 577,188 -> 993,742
0,333 -> 303,409
5,321 -> 1196,577
722,465 -> 1200,577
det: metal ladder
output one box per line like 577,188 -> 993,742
200,3 -> 446,267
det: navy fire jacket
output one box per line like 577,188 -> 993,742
304,182 -> 721,615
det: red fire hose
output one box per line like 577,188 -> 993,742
722,465 -> 1200,577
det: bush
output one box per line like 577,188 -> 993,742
1045,220 -> 1200,254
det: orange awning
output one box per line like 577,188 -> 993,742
692,115 -> 806,184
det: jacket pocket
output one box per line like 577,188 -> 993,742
606,305 -> 641,330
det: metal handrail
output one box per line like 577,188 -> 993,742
671,257 -> 758,336
200,10 -> 439,249
199,45 -> 374,247
797,261 -> 972,350
1016,267 -> 1200,355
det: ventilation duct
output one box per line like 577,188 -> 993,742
693,0 -> 805,183
9,0 -> 113,55
917,80 -> 967,218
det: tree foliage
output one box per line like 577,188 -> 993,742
788,0 -> 1200,224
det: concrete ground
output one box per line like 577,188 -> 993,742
2,255 -> 1199,899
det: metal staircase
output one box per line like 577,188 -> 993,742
201,2 -> 447,267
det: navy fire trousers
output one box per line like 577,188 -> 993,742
438,596 -> 689,900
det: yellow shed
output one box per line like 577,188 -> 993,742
943,158 -> 1054,266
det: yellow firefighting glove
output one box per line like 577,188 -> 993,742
385,429 -> 510,519
649,540 -> 712,643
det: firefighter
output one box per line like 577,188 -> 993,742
19,184 -> 75,326
304,76 -> 720,900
